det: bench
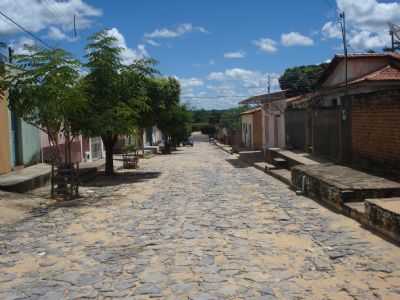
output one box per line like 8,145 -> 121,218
114,154 -> 139,169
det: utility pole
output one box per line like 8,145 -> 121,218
389,23 -> 400,52
73,15 -> 77,38
339,11 -> 348,91
267,74 -> 271,94
339,11 -> 349,164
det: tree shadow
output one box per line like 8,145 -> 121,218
225,158 -> 251,169
81,171 -> 162,187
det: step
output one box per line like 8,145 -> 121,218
343,202 -> 367,224
267,168 -> 292,186
365,198 -> 400,243
264,163 -> 277,171
272,157 -> 288,169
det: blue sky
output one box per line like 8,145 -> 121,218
0,0 -> 399,109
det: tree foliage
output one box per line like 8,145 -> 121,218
83,30 -> 150,175
279,63 -> 328,95
2,47 -> 85,164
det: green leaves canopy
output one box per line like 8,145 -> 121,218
3,47 -> 85,138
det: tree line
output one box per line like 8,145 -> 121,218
1,30 -> 192,176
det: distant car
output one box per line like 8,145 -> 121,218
183,137 -> 194,147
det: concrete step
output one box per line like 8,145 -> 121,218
267,168 -> 292,186
272,157 -> 288,169
343,202 -> 367,224
264,163 -> 277,172
365,198 -> 400,243
0,164 -> 51,193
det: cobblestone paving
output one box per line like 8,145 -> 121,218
1,135 -> 400,299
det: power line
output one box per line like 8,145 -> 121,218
0,9 -> 54,50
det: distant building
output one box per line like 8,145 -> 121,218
240,107 -> 263,150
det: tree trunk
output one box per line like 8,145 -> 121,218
140,128 -> 145,157
102,135 -> 116,176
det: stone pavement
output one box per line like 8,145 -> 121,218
0,133 -> 400,299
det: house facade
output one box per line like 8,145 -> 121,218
312,53 -> 400,165
240,91 -> 289,154
240,107 -> 263,150
283,53 -> 400,175
0,91 -> 11,174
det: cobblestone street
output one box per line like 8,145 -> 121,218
1,134 -> 400,299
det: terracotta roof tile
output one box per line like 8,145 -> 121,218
348,65 -> 400,85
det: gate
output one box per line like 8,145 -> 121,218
313,108 -> 340,161
285,109 -> 307,150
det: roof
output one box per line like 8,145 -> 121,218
240,107 -> 262,116
286,93 -> 316,109
348,64 -> 400,84
317,52 -> 400,86
239,90 -> 288,105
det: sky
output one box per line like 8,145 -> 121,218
0,0 -> 399,109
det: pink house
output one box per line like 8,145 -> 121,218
40,132 -> 104,164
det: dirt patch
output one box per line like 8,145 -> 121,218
0,191 -> 49,225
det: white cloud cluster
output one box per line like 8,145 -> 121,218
224,51 -> 246,59
0,0 -> 101,40
144,23 -> 207,39
253,38 -> 278,53
105,28 -> 148,65
281,32 -> 314,47
322,0 -> 400,50
9,37 -> 36,55
180,68 -> 281,109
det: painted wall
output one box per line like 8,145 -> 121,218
143,126 -> 163,146
0,95 -> 11,174
263,100 -> 286,149
323,57 -> 390,87
241,114 -> 253,148
19,120 -> 41,166
40,131 -> 86,163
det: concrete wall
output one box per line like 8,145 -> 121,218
0,95 -> 11,174
19,120 -> 41,166
351,90 -> 400,173
253,110 -> 263,150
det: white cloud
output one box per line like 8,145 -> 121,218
47,26 -> 76,42
322,21 -> 342,39
349,30 -> 390,49
144,23 -> 208,39
281,32 -> 314,47
182,68 -> 281,109
322,0 -> 400,50
0,0 -> 101,35
146,39 -> 160,47
177,77 -> 204,89
9,37 -> 36,55
105,28 -> 148,65
224,51 -> 246,59
253,38 -> 278,53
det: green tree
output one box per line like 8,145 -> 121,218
219,106 -> 249,132
156,77 -> 187,153
2,46 -> 85,164
279,63 -> 328,95
83,30 -> 147,175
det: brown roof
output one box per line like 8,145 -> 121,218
240,107 -> 262,116
239,90 -> 288,105
318,52 -> 400,86
348,65 -> 400,84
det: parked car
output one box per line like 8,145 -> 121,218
183,137 -> 194,147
